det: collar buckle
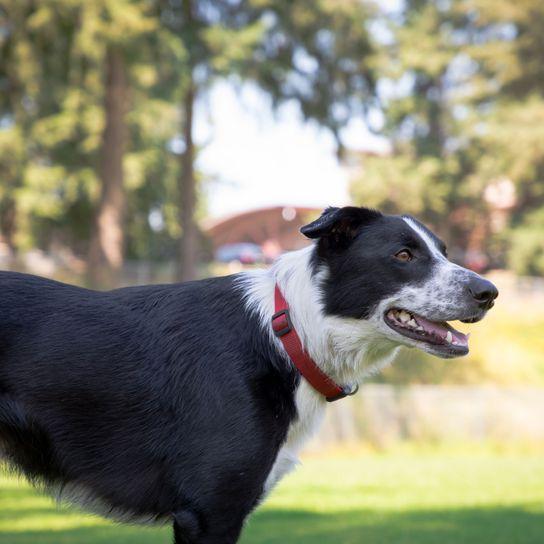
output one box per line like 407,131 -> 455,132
273,284 -> 360,403
271,308 -> 293,338
326,383 -> 359,403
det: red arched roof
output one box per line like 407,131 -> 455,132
203,206 -> 321,251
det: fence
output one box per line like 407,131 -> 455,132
312,385 -> 544,447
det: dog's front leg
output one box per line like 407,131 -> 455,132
173,512 -> 244,544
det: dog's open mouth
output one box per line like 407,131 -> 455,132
384,308 -> 469,356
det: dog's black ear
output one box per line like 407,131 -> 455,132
301,206 -> 382,243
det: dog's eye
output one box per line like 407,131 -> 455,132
394,249 -> 413,262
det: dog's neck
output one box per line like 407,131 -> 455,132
241,245 -> 400,387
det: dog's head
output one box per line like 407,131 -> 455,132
301,206 -> 498,359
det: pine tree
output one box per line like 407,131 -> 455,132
0,1 -> 181,284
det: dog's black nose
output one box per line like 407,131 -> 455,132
468,276 -> 498,308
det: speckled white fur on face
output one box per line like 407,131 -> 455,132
400,217 -> 475,322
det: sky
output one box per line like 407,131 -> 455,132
194,82 -> 389,219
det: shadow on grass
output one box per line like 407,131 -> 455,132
0,505 -> 543,544
244,505 -> 544,544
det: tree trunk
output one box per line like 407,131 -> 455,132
177,79 -> 198,282
88,46 -> 128,288
176,0 -> 199,282
0,197 -> 17,256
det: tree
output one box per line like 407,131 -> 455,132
87,45 -> 128,287
351,0 -> 478,248
176,0 -> 198,282
83,1 -> 161,287
2,0 -> 379,282
157,0 -> 262,280
0,0 -> 87,251
350,0 -> 513,265
0,1 -> 182,284
350,0 -> 544,274
244,0 -> 377,157
464,0 -> 544,273
159,0 -> 378,280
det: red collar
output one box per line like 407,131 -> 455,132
271,284 -> 358,402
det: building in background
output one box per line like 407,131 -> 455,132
204,206 -> 320,262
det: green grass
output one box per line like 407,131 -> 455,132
2,448 -> 544,544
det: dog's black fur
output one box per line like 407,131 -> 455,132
0,272 -> 299,543
0,206 -> 497,543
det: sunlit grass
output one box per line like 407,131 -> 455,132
463,272 -> 544,383
2,447 -> 544,543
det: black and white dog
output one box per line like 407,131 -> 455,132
0,207 -> 497,543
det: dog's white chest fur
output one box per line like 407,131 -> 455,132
239,246 -> 401,497
263,382 -> 325,495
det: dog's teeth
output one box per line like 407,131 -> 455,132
446,331 -> 453,343
416,325 -> 424,331
408,319 -> 418,328
399,311 -> 410,323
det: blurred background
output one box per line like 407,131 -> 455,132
1,0 -> 544,543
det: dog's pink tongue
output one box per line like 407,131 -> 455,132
414,315 -> 468,346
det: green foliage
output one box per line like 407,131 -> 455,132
508,209 -> 544,276
243,0 -> 377,147
352,154 -> 457,218
1,0 -> 378,264
0,1 -> 183,258
158,0 -> 377,143
468,0 -> 544,100
1,0 -> 544,275
351,0 -> 483,250
351,0 -> 544,272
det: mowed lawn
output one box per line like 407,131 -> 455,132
1,449 -> 544,544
